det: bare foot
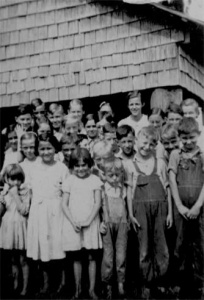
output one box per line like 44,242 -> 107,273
89,290 -> 98,300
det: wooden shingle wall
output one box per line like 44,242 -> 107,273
0,0 -> 203,107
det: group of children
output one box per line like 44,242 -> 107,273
0,91 -> 204,300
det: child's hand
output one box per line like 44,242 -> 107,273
80,220 -> 90,228
0,194 -> 6,206
73,221 -> 81,233
177,204 -> 189,220
186,204 -> 201,219
9,186 -> 18,196
15,124 -> 25,137
130,215 -> 140,232
166,213 -> 173,228
100,221 -> 107,234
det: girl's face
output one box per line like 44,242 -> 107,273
69,104 -> 83,121
7,177 -> 22,189
180,131 -> 199,153
74,159 -> 89,179
149,115 -> 163,129
62,143 -> 76,162
16,113 -> 32,131
105,170 -> 123,187
8,131 -> 18,151
137,133 -> 156,158
85,119 -> 98,139
21,138 -> 36,161
38,141 -> 55,164
128,97 -> 142,117
48,111 -> 63,130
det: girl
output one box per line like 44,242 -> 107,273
84,114 -> 99,156
0,164 -> 30,296
62,148 -> 103,299
26,134 -> 69,295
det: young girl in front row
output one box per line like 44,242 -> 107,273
62,147 -> 103,300
128,126 -> 173,299
26,134 -> 69,295
0,164 -> 30,296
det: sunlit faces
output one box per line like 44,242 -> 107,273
167,112 -> 182,125
149,115 -> 163,129
74,159 -> 89,178
105,170 -> 123,187
137,133 -> 157,157
85,119 -> 98,139
180,131 -> 199,152
182,105 -> 198,119
128,97 -> 142,118
162,136 -> 180,154
15,114 -> 32,131
61,143 -> 76,162
48,111 -> 64,130
38,141 -> 55,164
69,104 -> 83,121
119,133 -> 135,156
21,138 -> 36,161
8,131 -> 18,151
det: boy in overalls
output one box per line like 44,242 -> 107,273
169,117 -> 204,299
101,158 -> 130,299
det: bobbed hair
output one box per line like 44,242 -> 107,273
69,147 -> 94,169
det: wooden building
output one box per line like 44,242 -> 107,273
0,0 -> 203,124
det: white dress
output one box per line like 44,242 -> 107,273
118,114 -> 149,137
26,160 -> 69,261
62,174 -> 103,251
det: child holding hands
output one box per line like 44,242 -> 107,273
62,147 -> 103,299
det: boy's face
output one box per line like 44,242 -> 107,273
180,131 -> 199,152
94,153 -> 111,170
137,133 -> 157,158
167,112 -> 182,125
149,115 -> 163,129
65,123 -> 79,137
69,104 -> 83,121
182,105 -> 198,119
104,132 -> 118,153
105,170 -> 123,187
62,143 -> 76,161
128,97 -> 142,117
162,136 -> 180,155
16,113 -> 32,131
85,120 -> 98,139
119,133 -> 135,156
48,111 -> 63,129
37,123 -> 51,136
33,105 -> 46,121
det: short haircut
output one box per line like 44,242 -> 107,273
161,123 -> 178,141
48,103 -> 64,115
69,147 -> 93,169
16,104 -> 33,117
103,157 -> 124,174
127,90 -> 142,104
149,107 -> 166,120
38,134 -> 60,152
64,114 -> 80,127
178,117 -> 200,135
84,114 -> 98,126
116,125 -> 135,140
167,103 -> 183,116
181,98 -> 200,115
138,126 -> 159,144
31,98 -> 43,111
92,140 -> 113,158
69,99 -> 83,109
3,163 -> 25,183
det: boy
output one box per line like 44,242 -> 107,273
15,104 -> 33,133
169,117 -> 204,299
47,103 -> 65,141
101,158 -> 130,299
60,135 -> 77,170
161,123 -> 180,162
166,103 -> 183,126
116,125 -> 136,161
103,123 -> 119,154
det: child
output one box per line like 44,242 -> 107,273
166,103 -> 183,126
168,117 -> 204,298
60,135 -> 77,170
0,164 -> 30,296
116,125 -> 136,161
128,126 -> 172,299
103,123 -> 119,154
15,104 -> 33,133
148,108 -> 165,137
62,148 -> 103,299
68,99 -> 86,135
118,91 -> 149,137
37,121 -> 53,139
26,134 -> 69,295
85,114 -> 99,155
64,114 -> 81,140
92,140 -> 114,182
47,103 -> 65,142
101,158 -> 129,298
98,102 -> 114,121
161,123 -> 180,162
181,98 -> 204,151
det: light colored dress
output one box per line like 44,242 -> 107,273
0,188 -> 30,250
118,114 -> 149,137
62,174 -> 103,251
26,160 -> 69,261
